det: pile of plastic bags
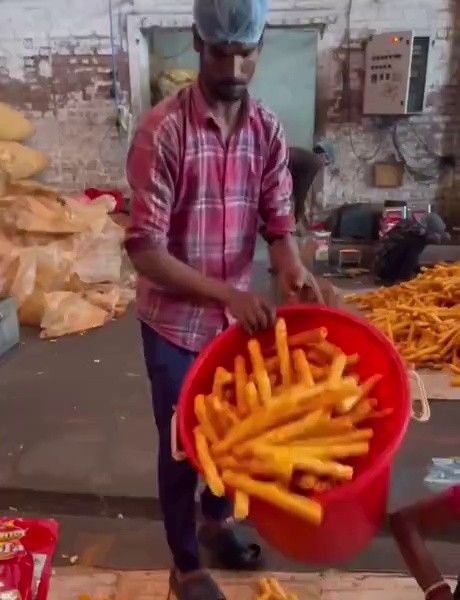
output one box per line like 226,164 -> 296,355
0,177 -> 134,339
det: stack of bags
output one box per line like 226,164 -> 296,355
0,105 -> 135,339
0,103 -> 48,182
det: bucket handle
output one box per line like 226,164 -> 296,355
408,368 -> 431,423
171,409 -> 186,462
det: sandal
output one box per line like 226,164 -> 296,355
168,569 -> 226,600
198,522 -> 262,570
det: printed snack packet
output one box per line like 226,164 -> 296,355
0,518 -> 59,600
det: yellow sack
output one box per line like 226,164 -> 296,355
0,103 -> 34,141
39,291 -> 110,339
0,141 -> 49,180
157,69 -> 196,98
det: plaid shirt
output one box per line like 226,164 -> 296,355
126,82 -> 293,352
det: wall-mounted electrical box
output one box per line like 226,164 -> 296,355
363,31 -> 430,115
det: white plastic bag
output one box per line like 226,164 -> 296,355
424,458 -> 460,492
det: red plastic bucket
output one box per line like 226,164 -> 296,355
178,305 -> 410,564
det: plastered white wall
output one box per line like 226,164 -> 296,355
0,0 -> 458,217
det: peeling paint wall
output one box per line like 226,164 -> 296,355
0,0 -> 458,221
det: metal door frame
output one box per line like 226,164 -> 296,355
127,13 -> 330,120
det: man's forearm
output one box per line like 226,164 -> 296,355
390,512 -> 444,592
390,491 -> 460,596
268,235 -> 303,274
129,247 -> 231,305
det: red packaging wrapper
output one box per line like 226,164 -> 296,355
379,207 -> 405,238
0,519 -> 59,600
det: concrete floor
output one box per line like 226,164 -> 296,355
0,253 -> 459,572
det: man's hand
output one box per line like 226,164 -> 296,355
225,288 -> 275,334
298,277 -> 344,308
277,265 -> 343,308
277,263 -> 310,303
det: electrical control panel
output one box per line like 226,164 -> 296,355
363,31 -> 430,115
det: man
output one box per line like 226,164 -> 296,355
125,1 -> 315,598
391,486 -> 460,599
288,142 -> 334,230
373,213 -> 450,286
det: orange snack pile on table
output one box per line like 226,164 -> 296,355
193,317 -> 392,526
345,263 -> 460,386
253,577 -> 298,600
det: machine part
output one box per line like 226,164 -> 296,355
363,31 -> 430,115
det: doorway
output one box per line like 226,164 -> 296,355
136,25 -> 318,149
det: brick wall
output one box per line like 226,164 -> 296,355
0,0 -> 458,219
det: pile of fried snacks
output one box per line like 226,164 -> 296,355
193,318 -> 391,526
252,577 -> 298,600
345,263 -> 460,387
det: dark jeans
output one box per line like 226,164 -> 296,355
141,322 -> 231,572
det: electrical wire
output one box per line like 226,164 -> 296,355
391,122 -> 438,184
108,0 -> 120,108
343,0 -> 386,162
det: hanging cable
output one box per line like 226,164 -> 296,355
108,0 -> 120,108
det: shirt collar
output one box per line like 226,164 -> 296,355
190,80 -> 256,127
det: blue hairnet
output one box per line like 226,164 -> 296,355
193,0 -> 268,45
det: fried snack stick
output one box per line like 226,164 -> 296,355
222,470 -> 323,525
248,446 -> 354,481
312,480 -> 334,494
268,578 -> 289,599
291,442 -> 370,461
301,415 -> 354,437
294,455 -> 353,481
234,490 -> 249,520
451,375 -> 460,387
276,318 -> 291,388
211,396 -> 238,432
335,376 -> 384,416
317,343 -> 360,370
248,339 -> 272,405
243,445 -> 353,481
216,454 -> 293,486
234,409 -> 325,451
295,473 -> 319,490
234,355 -> 249,417
307,347 -> 330,367
194,427 -> 224,496
359,374 -> 383,398
267,328 -> 328,354
286,327 -> 328,347
296,474 -> 334,495
212,382 -> 327,455
327,352 -> 347,388
257,578 -> 272,597
214,377 -> 360,456
256,577 -> 297,600
261,355 -> 341,383
212,366 -> 234,399
298,428 -> 374,446
246,380 -> 262,413
292,348 -> 314,388
194,394 -> 219,444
